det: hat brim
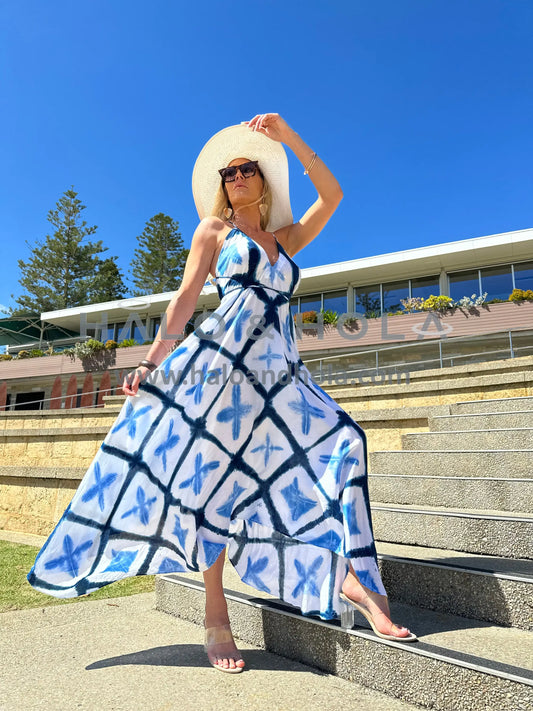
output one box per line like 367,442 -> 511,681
192,124 -> 293,232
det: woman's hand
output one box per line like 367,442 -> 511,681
122,366 -> 151,397
243,113 -> 295,144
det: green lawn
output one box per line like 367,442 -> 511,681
0,540 -> 155,613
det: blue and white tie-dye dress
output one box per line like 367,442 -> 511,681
27,227 -> 387,620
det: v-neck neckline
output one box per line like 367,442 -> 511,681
231,226 -> 283,268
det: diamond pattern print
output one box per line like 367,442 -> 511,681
27,227 -> 386,618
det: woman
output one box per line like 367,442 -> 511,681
27,113 -> 416,676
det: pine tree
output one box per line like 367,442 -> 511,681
88,256 -> 128,304
9,187 -> 126,315
129,213 -> 188,296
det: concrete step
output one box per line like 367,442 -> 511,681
451,396 -> 533,414
370,449 -> 533,479
0,407 -> 121,430
371,503 -> 533,559
0,427 -> 109,466
369,474 -> 533,513
376,541 -> 533,631
156,569 -> 533,711
429,410 -> 533,432
402,428 -> 533,451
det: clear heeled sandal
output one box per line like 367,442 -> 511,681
339,592 -> 418,642
203,621 -> 246,673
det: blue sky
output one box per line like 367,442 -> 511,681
1,0 -> 532,315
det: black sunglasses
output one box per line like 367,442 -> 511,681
218,160 -> 262,183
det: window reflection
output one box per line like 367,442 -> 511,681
411,275 -> 439,301
382,280 -> 409,314
481,265 -> 513,302
449,270 -> 480,301
355,285 -> 381,318
514,261 -> 533,291
323,290 -> 347,315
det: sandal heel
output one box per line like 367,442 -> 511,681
340,602 -> 355,629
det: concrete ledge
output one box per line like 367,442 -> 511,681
373,504 -> 533,558
369,474 -> 533,513
370,450 -> 533,478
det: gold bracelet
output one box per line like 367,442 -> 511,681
304,152 -> 317,175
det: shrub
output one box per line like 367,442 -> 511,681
104,339 -> 119,350
422,295 -> 454,313
29,349 -> 45,357
117,338 -> 139,348
0,353 -> 13,361
16,350 -> 30,359
400,297 -> 425,313
320,308 -> 338,325
508,288 -> 533,302
455,292 -> 488,308
300,310 -> 318,323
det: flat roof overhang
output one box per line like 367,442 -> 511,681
41,227 -> 533,331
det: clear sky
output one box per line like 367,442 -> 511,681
1,0 -> 532,315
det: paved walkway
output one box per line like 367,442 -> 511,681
0,591 -> 422,711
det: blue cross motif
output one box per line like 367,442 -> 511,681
308,530 -> 342,552
216,384 -> 253,440
256,344 -> 283,370
162,345 -> 189,379
266,261 -> 286,282
103,549 -> 138,573
241,555 -> 271,593
288,390 -> 326,435
112,400 -> 152,439
319,438 -> 359,484
218,244 -> 243,275
283,313 -> 293,344
216,481 -> 246,518
280,476 -> 317,521
121,486 -> 158,525
172,515 -> 189,548
185,363 -> 222,405
179,452 -> 220,495
154,419 -> 180,471
251,432 -> 283,467
44,534 -> 93,578
343,499 -> 362,535
158,557 -> 186,574
81,461 -> 117,511
226,308 -> 253,342
291,555 -> 324,598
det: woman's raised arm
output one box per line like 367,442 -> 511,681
245,113 -> 343,256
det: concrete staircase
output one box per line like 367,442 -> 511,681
156,395 -> 533,710
1,385 -> 532,707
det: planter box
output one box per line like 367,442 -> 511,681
294,300 -> 533,354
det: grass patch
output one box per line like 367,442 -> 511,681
0,540 -> 155,613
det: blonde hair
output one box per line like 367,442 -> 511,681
211,167 -> 273,231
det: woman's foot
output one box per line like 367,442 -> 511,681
341,567 -> 413,639
204,612 -> 245,672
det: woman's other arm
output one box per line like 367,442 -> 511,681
122,217 -> 221,395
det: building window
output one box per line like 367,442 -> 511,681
300,294 -> 322,315
99,324 -> 115,342
382,280 -> 409,314
323,290 -> 348,315
411,275 -> 440,301
355,284 -> 381,318
481,265 -> 513,302
149,317 -> 161,340
448,270 -> 481,301
514,260 -> 533,292
115,322 -> 129,342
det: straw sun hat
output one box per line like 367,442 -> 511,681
192,124 -> 293,232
